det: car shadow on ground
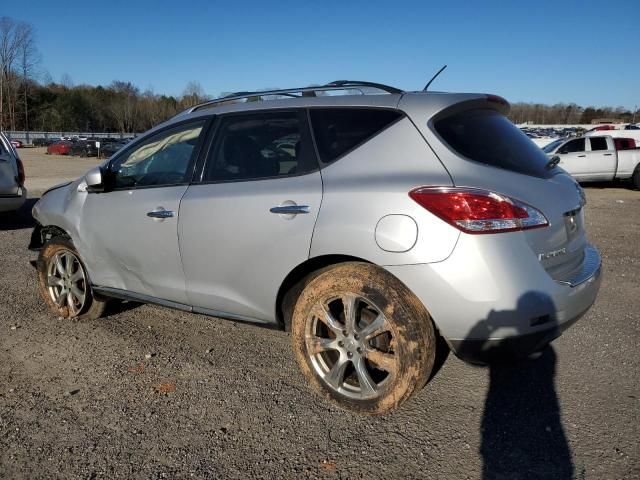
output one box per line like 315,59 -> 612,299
0,197 -> 38,231
581,180 -> 636,190
455,292 -> 574,479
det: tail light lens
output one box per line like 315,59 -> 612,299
409,187 -> 548,234
16,158 -> 25,186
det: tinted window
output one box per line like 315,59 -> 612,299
203,111 -> 317,182
310,108 -> 402,163
590,137 -> 608,151
434,109 -> 555,178
542,138 -> 565,153
559,138 -> 585,153
111,120 -> 205,188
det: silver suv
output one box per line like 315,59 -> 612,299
0,131 -> 26,213
31,81 -> 602,414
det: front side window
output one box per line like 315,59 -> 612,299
203,111 -> 317,182
111,120 -> 205,188
559,138 -> 585,154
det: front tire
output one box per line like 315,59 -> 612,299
37,237 -> 106,320
291,262 -> 435,414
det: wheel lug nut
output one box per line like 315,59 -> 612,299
342,330 -> 348,336
347,352 -> 353,358
338,341 -> 344,347
356,347 -> 362,354
354,334 -> 360,340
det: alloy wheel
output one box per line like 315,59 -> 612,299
305,293 -> 398,400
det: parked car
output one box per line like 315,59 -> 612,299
30,81 -> 602,414
33,137 -> 57,147
0,131 -> 26,213
543,135 -> 640,187
47,140 -> 73,155
97,140 -> 128,158
69,140 -> 99,157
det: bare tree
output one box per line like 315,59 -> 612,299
181,81 -> 206,108
0,16 -> 20,130
16,21 -> 39,142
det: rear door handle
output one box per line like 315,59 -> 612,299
577,155 -> 586,157
603,153 -> 613,156
147,208 -> 174,219
270,205 -> 310,215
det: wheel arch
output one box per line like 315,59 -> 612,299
276,254 -> 373,331
29,223 -> 72,251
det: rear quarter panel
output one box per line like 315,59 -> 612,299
310,116 -> 459,265
615,150 -> 640,178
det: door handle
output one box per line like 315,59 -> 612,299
270,205 -> 310,215
603,153 -> 613,156
147,209 -> 174,219
577,155 -> 586,157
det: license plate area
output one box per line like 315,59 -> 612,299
563,207 -> 583,243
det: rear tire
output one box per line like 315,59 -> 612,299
291,262 -> 435,414
632,165 -> 640,190
37,237 -> 106,320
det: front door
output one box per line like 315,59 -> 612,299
78,119 -> 208,304
557,137 -> 588,179
179,110 -> 322,322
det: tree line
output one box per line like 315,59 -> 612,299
1,15 -> 637,135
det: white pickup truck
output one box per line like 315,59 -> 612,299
543,135 -> 640,188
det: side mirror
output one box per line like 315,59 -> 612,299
85,167 -> 104,193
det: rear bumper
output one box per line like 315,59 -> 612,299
0,187 -> 27,213
385,235 -> 602,363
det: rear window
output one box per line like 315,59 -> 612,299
434,109 -> 556,178
589,137 -> 608,151
310,108 -> 402,164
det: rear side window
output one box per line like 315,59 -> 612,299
589,137 -> 608,151
434,109 -> 556,178
310,108 -> 402,164
203,111 -> 317,182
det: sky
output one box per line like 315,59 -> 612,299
3,0 -> 639,109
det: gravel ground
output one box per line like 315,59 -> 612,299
0,148 -> 638,479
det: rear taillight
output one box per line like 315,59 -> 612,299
409,187 -> 548,234
16,158 -> 25,185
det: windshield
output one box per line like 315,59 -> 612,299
542,139 -> 565,153
434,109 -> 558,178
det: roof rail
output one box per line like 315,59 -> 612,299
184,80 -> 403,114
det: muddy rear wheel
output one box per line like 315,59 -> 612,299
37,237 -> 106,320
291,262 -> 435,414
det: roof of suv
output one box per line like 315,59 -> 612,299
152,80 -> 495,134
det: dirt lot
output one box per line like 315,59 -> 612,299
1,148 -> 638,479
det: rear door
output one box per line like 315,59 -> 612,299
179,110 -> 322,322
584,136 -> 616,180
0,132 -> 19,195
